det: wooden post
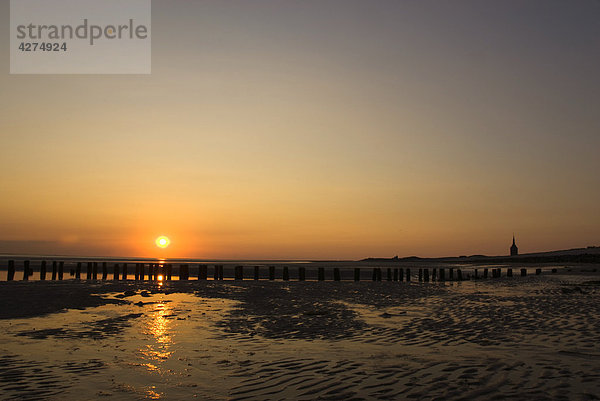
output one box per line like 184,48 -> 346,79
140,263 -> 146,280
113,264 -> 120,281
58,261 -> 64,280
333,268 -> 341,281
393,268 -> 398,281
213,265 -> 219,280
354,268 -> 360,282
424,268 -> 430,282
387,268 -> 392,281
269,266 -> 275,280
449,268 -> 454,280
75,262 -> 81,280
376,268 -> 382,281
181,264 -> 190,280
23,260 -> 30,281
7,260 -> 15,281
439,268 -> 445,281
102,262 -> 108,280
484,268 -> 488,279
218,265 -> 224,280
521,268 -> 527,277
457,269 -> 463,281
122,263 -> 128,280
87,262 -> 92,279
507,268 -> 513,277
51,261 -> 57,280
182,264 -> 188,280
318,267 -> 325,281
254,266 -> 260,280
299,267 -> 306,281
418,268 -> 423,282
474,269 -> 478,279
235,266 -> 243,280
432,268 -> 437,282
406,268 -> 411,282
40,261 -> 47,281
372,268 -> 377,281
283,266 -> 289,281
536,268 -> 541,275
399,268 -> 404,282
134,264 -> 139,281
199,265 -> 207,280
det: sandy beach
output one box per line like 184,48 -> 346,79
1,269 -> 599,400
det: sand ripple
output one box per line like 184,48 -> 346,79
0,354 -> 104,401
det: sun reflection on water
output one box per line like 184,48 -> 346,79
140,301 -> 174,366
145,387 -> 162,400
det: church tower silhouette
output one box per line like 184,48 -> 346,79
510,235 -> 519,256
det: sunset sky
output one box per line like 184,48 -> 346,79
1,0 -> 599,259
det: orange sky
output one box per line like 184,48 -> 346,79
1,1 -> 599,259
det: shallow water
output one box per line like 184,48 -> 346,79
0,292 -> 241,400
1,276 -> 599,400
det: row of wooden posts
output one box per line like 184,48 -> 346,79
4,260 -> 553,282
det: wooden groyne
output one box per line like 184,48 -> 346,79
2,260 -> 560,282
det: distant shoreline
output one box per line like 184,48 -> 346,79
363,246 -> 600,264
0,246 -> 599,265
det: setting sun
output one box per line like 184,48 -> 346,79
155,236 -> 170,249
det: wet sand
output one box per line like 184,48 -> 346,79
1,273 -> 599,400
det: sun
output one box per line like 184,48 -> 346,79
155,236 -> 170,249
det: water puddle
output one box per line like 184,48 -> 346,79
0,292 -> 240,400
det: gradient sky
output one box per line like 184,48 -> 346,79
1,0 -> 599,259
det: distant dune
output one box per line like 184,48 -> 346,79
363,246 -> 600,264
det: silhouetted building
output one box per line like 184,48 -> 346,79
510,235 -> 518,256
